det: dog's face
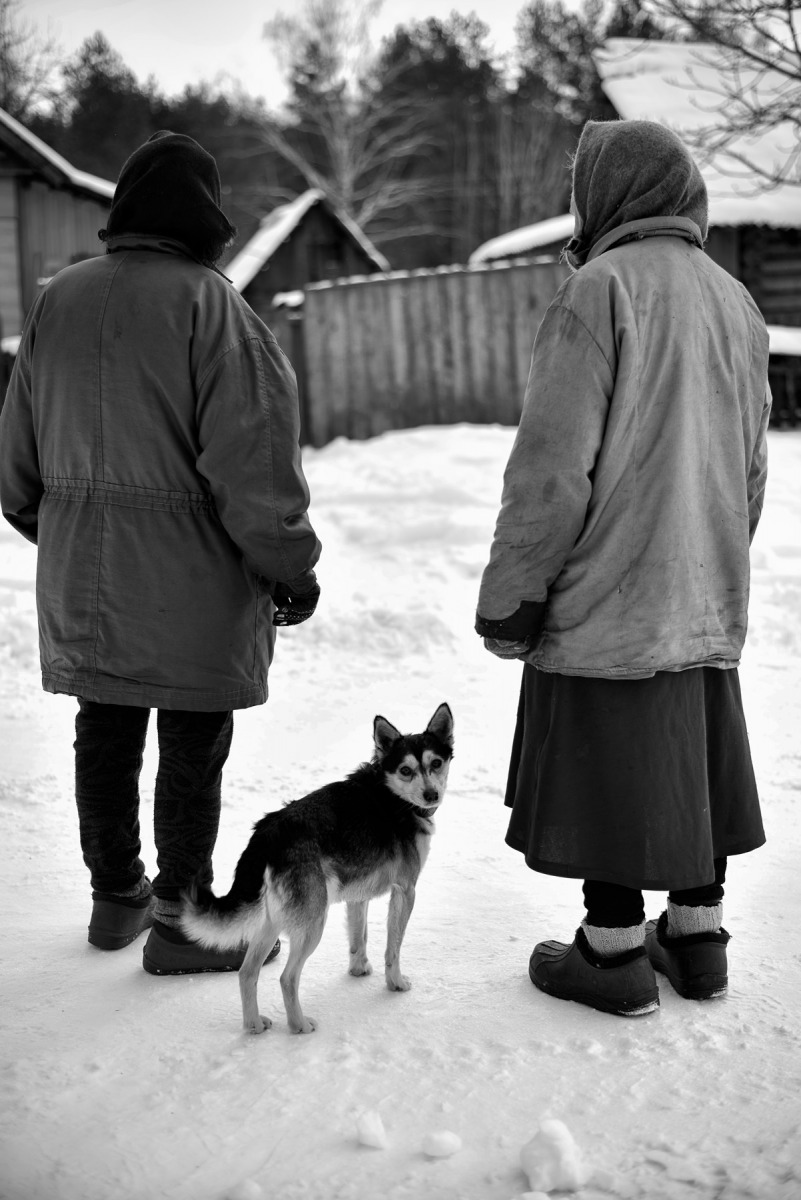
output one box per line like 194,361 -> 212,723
373,703 -> 454,813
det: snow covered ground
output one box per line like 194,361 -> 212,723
1,424 -> 800,1200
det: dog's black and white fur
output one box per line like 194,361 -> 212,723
182,703 -> 454,1034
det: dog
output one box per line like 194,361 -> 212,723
181,702 -> 454,1035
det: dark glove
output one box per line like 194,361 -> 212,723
272,575 -> 320,627
475,600 -> 547,642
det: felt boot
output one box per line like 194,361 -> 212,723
645,911 -> 730,1000
529,926 -> 659,1017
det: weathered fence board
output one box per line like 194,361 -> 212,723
297,259 -> 567,446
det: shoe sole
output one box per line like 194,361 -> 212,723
530,965 -> 659,1017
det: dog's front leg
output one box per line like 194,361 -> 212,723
385,883 -> 415,992
347,900 -> 372,976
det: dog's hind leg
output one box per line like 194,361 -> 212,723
239,919 -> 280,1035
347,901 -> 372,976
281,908 -> 327,1034
385,882 -> 415,992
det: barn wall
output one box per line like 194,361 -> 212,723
241,205 -> 382,325
0,174 -> 22,336
17,180 -> 109,317
740,226 -> 801,327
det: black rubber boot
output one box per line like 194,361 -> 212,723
142,920 -> 280,976
645,911 -> 730,1000
529,925 -> 659,1017
88,892 -> 155,950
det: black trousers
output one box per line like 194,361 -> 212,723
74,701 -> 234,901
583,858 -> 727,927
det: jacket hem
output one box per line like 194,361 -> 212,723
42,671 -> 267,712
522,657 -> 740,679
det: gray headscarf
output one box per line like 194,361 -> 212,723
562,119 -> 709,270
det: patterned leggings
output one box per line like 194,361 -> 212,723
74,701 -> 233,900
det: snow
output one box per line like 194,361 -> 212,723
520,1120 -> 588,1192
767,325 -> 801,358
469,215 -> 574,265
356,1110 -> 389,1150
0,108 -> 115,200
422,1131 -> 462,1158
595,40 -> 801,229
1,423 -> 801,1200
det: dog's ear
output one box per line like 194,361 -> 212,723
374,714 -> 402,755
426,702 -> 454,749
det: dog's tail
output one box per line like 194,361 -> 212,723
181,819 -> 280,949
180,876 -> 270,950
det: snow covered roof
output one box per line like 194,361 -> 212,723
594,39 -> 801,228
226,189 -> 390,292
767,325 -> 801,357
0,107 -> 114,200
469,214 -> 574,265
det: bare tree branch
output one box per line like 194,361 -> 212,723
642,0 -> 801,186
0,0 -> 61,120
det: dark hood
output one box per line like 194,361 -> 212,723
563,119 -> 708,269
99,130 -> 236,266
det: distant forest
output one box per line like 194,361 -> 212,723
6,0 -> 671,269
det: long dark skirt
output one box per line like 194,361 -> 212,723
505,664 -> 765,891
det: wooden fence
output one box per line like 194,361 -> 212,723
270,259 -> 568,447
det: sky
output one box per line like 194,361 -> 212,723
24,0 -> 538,111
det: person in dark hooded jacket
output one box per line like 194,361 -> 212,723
476,120 -> 770,1017
0,132 -> 321,972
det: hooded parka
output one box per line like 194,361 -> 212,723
0,137 -> 320,711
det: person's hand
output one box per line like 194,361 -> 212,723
272,578 -> 320,626
484,637 -> 531,660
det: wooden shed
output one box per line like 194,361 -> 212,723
0,108 -> 113,340
225,188 -> 390,325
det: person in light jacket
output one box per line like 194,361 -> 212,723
0,132 -> 322,973
476,120 -> 770,1017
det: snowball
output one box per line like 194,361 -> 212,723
520,1119 -> 588,1192
356,1109 -> 389,1149
422,1130 -> 462,1158
224,1181 -> 263,1200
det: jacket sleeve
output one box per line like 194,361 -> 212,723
0,316 -> 42,545
195,331 -> 321,583
476,302 -> 614,622
747,382 -> 772,544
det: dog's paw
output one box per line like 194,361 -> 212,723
245,1014 -> 272,1035
386,973 -> 411,992
349,957 -> 373,977
290,1016 -> 317,1034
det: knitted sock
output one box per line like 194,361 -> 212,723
154,898 -> 183,928
109,876 -> 151,900
666,900 -> 722,937
581,919 -> 646,957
